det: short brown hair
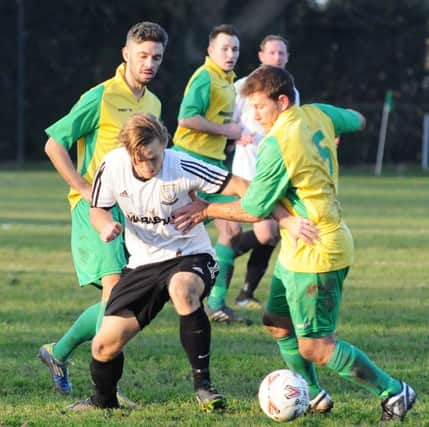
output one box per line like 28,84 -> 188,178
241,65 -> 296,103
126,21 -> 168,48
119,113 -> 169,159
209,24 -> 240,44
259,35 -> 289,52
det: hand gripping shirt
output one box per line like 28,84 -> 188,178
173,56 -> 236,160
241,104 -> 362,273
92,148 -> 231,268
45,63 -> 161,209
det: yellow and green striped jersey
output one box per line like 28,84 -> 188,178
173,56 -> 236,160
45,63 -> 161,209
241,104 -> 362,273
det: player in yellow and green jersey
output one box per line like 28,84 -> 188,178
173,24 -> 252,324
232,34 -> 301,310
172,65 -> 416,422
38,22 -> 168,404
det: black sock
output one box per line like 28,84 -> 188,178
232,230 -> 259,257
242,244 -> 275,297
90,353 -> 124,408
179,306 -> 211,389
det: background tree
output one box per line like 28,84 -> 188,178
1,0 -> 428,165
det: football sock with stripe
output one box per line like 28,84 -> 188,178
326,339 -> 402,399
90,353 -> 123,408
179,306 -> 211,389
53,302 -> 100,362
277,335 -> 322,399
208,243 -> 235,310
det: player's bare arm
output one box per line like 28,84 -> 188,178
221,175 -> 250,198
174,198 -> 261,231
90,207 -> 123,243
174,173 -> 320,244
174,199 -> 320,245
173,173 -> 257,233
174,171 -> 269,228
178,115 -> 242,140
45,137 -> 92,202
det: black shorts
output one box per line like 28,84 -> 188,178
105,253 -> 218,329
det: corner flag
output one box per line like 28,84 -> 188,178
375,90 -> 393,176
384,90 -> 394,113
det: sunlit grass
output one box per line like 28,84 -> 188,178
0,169 -> 427,426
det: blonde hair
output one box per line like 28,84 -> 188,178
119,113 -> 169,160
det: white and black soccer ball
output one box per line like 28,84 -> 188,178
258,369 -> 310,422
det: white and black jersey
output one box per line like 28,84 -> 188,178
92,147 -> 231,268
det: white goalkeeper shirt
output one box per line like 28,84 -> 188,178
92,147 -> 230,268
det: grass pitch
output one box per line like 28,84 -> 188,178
0,168 -> 428,426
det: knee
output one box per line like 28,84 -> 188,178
255,229 -> 273,246
262,311 -> 294,339
297,345 -> 317,363
264,324 -> 288,339
169,273 -> 203,314
218,222 -> 241,245
297,337 -> 336,365
254,221 -> 279,246
92,337 -> 120,362
169,281 -> 188,304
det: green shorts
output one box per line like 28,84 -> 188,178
71,199 -> 127,287
171,145 -> 237,204
266,261 -> 349,338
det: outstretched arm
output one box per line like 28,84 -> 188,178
176,166 -> 320,244
173,198 -> 319,245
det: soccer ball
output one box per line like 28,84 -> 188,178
258,369 -> 309,422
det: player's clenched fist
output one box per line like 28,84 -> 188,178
99,222 -> 123,242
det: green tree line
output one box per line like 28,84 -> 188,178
1,0 -> 428,165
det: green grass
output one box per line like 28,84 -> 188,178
0,169 -> 428,426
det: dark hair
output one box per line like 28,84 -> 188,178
209,24 -> 240,44
119,113 -> 169,160
259,35 -> 288,51
241,65 -> 296,103
126,21 -> 168,48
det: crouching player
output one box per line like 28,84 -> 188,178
67,112 -> 252,411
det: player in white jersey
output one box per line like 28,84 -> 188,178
230,35 -> 301,309
92,148 -> 224,267
67,113 -> 250,413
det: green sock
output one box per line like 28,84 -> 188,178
208,243 -> 235,310
53,302 -> 101,362
326,339 -> 402,399
277,335 -> 321,399
96,301 -> 107,332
